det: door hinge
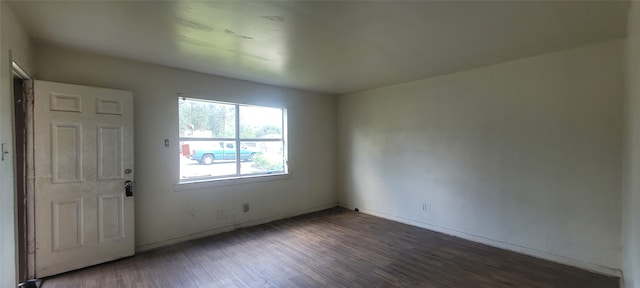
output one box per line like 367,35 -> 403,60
28,240 -> 36,254
1,143 -> 9,161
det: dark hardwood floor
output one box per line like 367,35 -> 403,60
42,207 -> 619,288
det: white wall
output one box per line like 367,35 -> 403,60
34,45 -> 337,250
623,2 -> 640,287
338,40 -> 624,275
0,2 -> 33,287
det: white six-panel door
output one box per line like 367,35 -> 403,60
34,81 -> 134,277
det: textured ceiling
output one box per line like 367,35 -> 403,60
9,1 -> 629,95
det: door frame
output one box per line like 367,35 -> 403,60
12,59 -> 35,282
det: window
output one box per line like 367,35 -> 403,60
178,98 -> 287,182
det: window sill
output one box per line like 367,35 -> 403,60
174,173 -> 291,192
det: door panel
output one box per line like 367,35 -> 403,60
50,123 -> 82,183
97,126 -> 123,180
98,194 -> 125,242
34,80 -> 134,278
52,199 -> 83,251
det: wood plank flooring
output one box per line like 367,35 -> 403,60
42,207 -> 619,288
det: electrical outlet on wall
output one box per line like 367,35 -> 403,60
421,203 -> 427,212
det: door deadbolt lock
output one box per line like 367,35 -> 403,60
125,180 -> 134,197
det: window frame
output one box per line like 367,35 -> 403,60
178,97 -> 288,184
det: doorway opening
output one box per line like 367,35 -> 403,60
13,60 -> 34,284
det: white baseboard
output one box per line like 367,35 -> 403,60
136,202 -> 338,253
337,202 -> 622,278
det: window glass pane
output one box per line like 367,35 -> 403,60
241,141 -> 285,175
178,98 -> 287,183
239,106 -> 283,139
179,140 -> 238,180
179,98 -> 236,138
